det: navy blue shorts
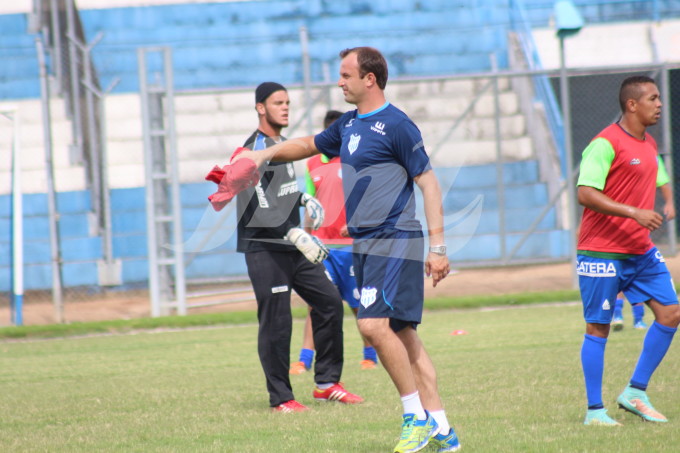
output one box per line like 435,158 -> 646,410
577,247 -> 678,324
324,246 -> 360,309
352,229 -> 424,325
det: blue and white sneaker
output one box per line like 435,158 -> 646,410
633,320 -> 648,330
617,386 -> 667,422
583,408 -> 621,426
393,412 -> 438,453
429,428 -> 461,452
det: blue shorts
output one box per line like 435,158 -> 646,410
577,247 -> 678,324
352,229 -> 424,325
324,246 -> 360,309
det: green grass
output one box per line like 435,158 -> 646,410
0,290 -> 581,340
1,303 -> 678,452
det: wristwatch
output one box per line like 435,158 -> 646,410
429,245 -> 447,256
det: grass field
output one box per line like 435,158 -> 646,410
2,302 -> 679,452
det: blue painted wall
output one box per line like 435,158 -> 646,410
0,162 -> 567,292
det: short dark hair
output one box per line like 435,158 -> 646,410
339,47 -> 388,90
619,75 -> 656,112
323,110 -> 343,129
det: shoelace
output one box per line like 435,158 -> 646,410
400,417 -> 416,440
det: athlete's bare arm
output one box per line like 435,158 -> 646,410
578,185 -> 663,230
232,136 -> 319,167
659,183 -> 676,221
415,169 -> 450,287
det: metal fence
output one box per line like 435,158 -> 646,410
4,1 -> 680,324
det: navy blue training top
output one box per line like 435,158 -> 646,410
314,102 -> 431,238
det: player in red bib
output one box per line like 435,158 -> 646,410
577,75 -> 680,425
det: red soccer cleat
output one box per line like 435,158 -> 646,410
272,400 -> 309,413
313,383 -> 364,404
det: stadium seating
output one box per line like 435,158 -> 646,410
2,0 -> 675,291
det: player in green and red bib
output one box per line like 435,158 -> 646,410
577,75 -> 680,426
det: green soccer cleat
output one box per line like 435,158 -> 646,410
617,386 -> 668,422
583,408 -> 621,426
393,412 -> 438,453
429,428 -> 461,452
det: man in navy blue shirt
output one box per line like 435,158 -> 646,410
235,47 -> 459,453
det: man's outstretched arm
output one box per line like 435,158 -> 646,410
233,135 -> 319,167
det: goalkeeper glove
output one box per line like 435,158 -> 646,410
300,193 -> 325,230
285,227 -> 329,264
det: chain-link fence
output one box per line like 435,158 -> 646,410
3,65 -> 679,325
4,1 -> 680,325
552,66 -> 680,254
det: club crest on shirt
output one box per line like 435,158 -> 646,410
629,158 -> 641,165
360,287 -> 377,308
348,134 -> 361,155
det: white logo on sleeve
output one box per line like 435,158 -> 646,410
271,285 -> 289,294
360,287 -> 377,308
602,299 -> 611,310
